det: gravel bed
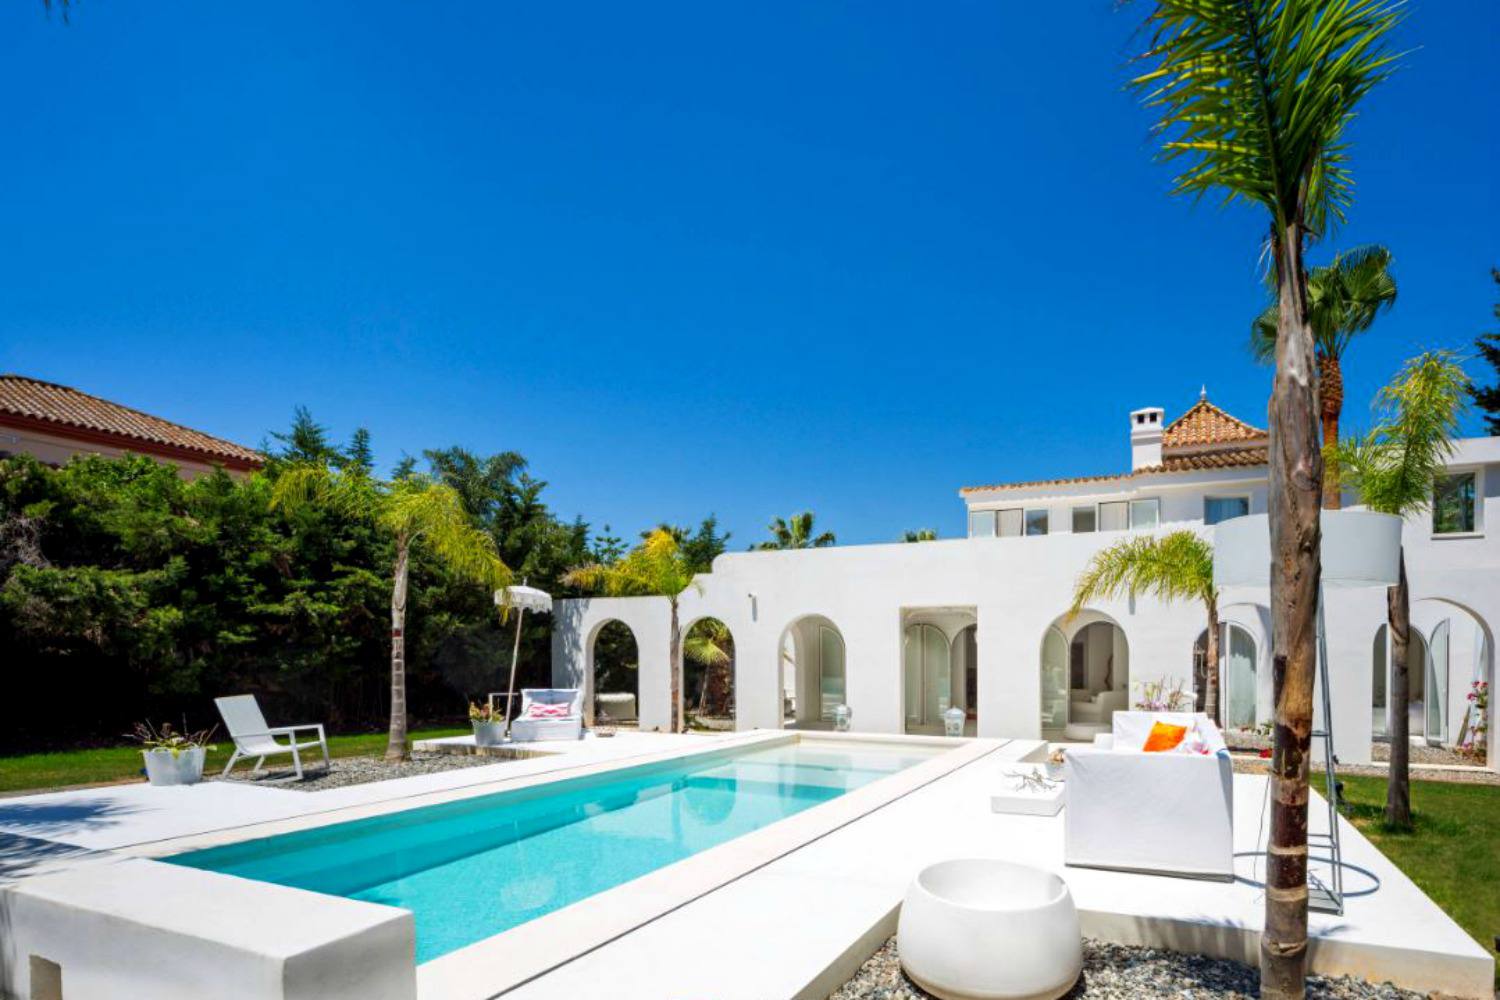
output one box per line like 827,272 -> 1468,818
831,937 -> 1426,1000
1231,755 -> 1500,786
219,751 -> 502,791
1372,741 -> 1484,768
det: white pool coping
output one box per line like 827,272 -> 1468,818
502,757 -> 1495,1000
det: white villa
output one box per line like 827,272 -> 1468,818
553,393 -> 1499,770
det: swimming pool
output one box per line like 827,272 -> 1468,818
169,738 -> 941,962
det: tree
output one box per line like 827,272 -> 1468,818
642,516 -> 731,574
1070,532 -> 1221,723
684,617 -> 734,717
902,529 -> 938,542
271,465 -> 511,761
1128,4 -> 1401,994
1335,352 -> 1470,828
564,529 -> 700,732
754,511 -> 835,550
1471,268 -> 1500,434
266,406 -> 343,467
1252,245 -> 1399,506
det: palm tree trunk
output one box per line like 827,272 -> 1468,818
1261,223 -> 1324,1000
387,537 -> 411,762
1319,354 -> 1344,510
668,600 -> 683,733
1204,596 -> 1220,727
1385,550 -> 1412,827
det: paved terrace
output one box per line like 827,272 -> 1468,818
0,732 -> 1492,1000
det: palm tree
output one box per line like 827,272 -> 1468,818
271,465 -> 511,761
1128,4 -> 1401,994
902,529 -> 938,542
754,511 -> 835,550
1335,352 -> 1470,828
1070,532 -> 1221,723
1252,245 -> 1399,507
564,529 -> 700,732
684,618 -> 734,717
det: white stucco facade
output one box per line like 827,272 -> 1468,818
553,399 -> 1499,772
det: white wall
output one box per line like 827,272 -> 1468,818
555,440 -> 1499,771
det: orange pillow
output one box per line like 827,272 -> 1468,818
1142,721 -> 1188,753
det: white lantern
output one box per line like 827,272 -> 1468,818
943,706 -> 966,738
833,704 -> 852,732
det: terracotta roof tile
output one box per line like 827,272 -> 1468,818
959,448 -> 1268,495
0,375 -> 263,467
1162,399 -> 1267,450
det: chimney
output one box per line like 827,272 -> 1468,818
1130,406 -> 1164,470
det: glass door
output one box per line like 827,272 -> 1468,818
1427,619 -> 1449,744
903,624 -> 952,728
1372,625 -> 1388,738
1041,626 -> 1068,732
818,626 -> 845,722
1226,625 -> 1257,729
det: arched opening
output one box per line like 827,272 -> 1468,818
777,615 -> 845,730
901,609 -> 978,736
682,617 -> 735,731
590,619 -> 639,728
1192,624 -> 1259,731
1406,598 -> 1492,756
1042,612 -> 1129,740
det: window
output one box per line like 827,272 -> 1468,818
1129,498 -> 1159,530
1204,496 -> 1250,526
998,508 -> 1024,537
1098,501 -> 1129,531
969,510 -> 996,538
1433,473 -> 1476,534
1025,509 -> 1049,536
1072,506 -> 1096,533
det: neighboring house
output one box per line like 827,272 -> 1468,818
553,392 -> 1499,773
0,374 -> 263,477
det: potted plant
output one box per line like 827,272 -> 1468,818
470,700 -> 506,747
1045,748 -> 1067,781
131,720 -> 216,787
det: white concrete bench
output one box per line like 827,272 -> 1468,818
0,856 -> 415,1000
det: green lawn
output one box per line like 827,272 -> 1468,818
0,726 -> 470,795
1338,774 -> 1500,983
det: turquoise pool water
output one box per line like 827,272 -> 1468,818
169,739 -> 939,962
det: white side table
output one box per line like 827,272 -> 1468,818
990,768 -> 1065,817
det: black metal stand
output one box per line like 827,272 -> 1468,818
1308,586 -> 1345,915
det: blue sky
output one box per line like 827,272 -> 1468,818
2,2 -> 1495,547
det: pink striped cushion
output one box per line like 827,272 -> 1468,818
526,702 -> 571,719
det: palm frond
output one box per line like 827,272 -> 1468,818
1338,351 -> 1470,516
1132,0 -> 1403,236
1070,530 -> 1214,619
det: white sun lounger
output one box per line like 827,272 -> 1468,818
214,694 -> 331,780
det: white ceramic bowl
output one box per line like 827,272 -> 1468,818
897,859 -> 1082,1000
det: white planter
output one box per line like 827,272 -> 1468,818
142,747 -> 206,786
898,859 -> 1081,1000
473,720 -> 506,747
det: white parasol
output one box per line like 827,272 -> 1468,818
495,583 -> 554,737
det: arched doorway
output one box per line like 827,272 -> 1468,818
778,615 -> 846,729
1192,624 -> 1258,730
683,617 -> 734,730
590,619 -> 640,727
1042,612 -> 1129,739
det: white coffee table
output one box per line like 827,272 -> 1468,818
990,768 -> 1065,816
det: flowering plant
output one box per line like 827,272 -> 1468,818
1133,676 -> 1191,713
1459,680 -> 1488,760
469,701 -> 502,723
129,720 -> 217,758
